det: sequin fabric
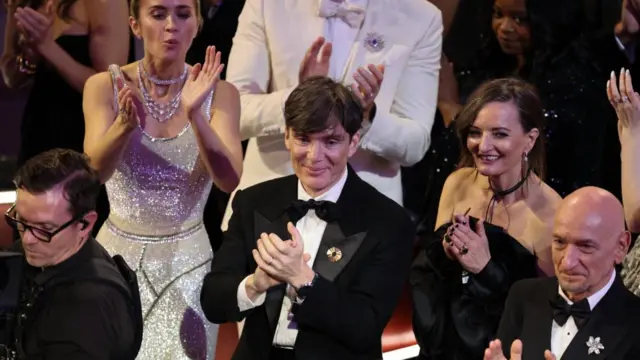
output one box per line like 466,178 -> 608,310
622,237 -> 640,296
97,65 -> 217,360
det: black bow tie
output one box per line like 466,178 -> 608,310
288,199 -> 340,223
549,293 -> 592,329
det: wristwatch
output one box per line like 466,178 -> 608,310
295,272 -> 319,301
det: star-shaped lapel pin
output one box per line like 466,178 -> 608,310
586,336 -> 604,355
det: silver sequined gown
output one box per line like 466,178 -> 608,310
622,237 -> 640,296
96,65 -> 217,359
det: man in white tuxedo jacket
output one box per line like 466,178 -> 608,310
223,0 -> 442,228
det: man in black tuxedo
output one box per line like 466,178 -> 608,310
484,186 -> 640,360
199,76 -> 415,360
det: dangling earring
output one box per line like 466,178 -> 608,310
522,152 -> 528,162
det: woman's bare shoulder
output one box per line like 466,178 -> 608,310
447,167 -> 477,187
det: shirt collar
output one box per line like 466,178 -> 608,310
297,168 -> 348,203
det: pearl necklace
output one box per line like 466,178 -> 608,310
137,62 -> 185,123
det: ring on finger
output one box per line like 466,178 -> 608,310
622,95 -> 629,102
460,246 -> 469,255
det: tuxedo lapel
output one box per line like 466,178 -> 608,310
521,281 -> 555,359
560,278 -> 627,360
252,176 -> 298,329
312,222 -> 366,282
312,167 -> 367,282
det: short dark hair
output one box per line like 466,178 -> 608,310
13,149 -> 101,218
455,77 -> 547,179
284,76 -> 363,137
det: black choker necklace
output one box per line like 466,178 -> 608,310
484,167 -> 532,223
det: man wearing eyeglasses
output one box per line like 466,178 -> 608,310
1,149 -> 140,360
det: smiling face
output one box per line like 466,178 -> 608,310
492,0 -> 531,55
285,123 -> 359,197
130,0 -> 200,62
466,101 -> 538,177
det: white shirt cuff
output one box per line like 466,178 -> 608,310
237,276 -> 266,312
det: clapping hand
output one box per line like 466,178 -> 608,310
607,68 -> 640,135
116,77 -> 141,129
484,339 -> 557,360
181,46 -> 224,118
253,222 -> 312,286
350,64 -> 384,117
484,339 -> 522,360
14,0 -> 54,53
299,37 -> 332,83
442,213 -> 491,274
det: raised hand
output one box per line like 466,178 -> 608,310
252,222 -> 307,284
116,77 -> 140,130
181,46 -> 224,117
483,339 -> 522,360
446,213 -> 491,274
351,64 -> 384,115
607,68 -> 640,135
544,350 -> 557,360
14,0 -> 54,52
299,37 -> 332,83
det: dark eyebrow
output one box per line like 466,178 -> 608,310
16,213 -> 56,228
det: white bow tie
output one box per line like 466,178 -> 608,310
318,0 -> 366,29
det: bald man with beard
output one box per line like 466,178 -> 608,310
484,186 -> 640,360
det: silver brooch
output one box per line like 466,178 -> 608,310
586,336 -> 604,355
363,32 -> 385,53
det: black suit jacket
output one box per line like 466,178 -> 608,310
200,168 -> 415,360
496,276 -> 640,360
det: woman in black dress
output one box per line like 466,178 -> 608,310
411,78 -> 561,360
1,0 -> 132,232
414,0 -> 619,235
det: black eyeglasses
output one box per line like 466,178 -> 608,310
4,203 -> 87,243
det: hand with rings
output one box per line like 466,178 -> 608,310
115,77 -> 140,130
442,213 -> 491,274
351,64 -> 385,115
607,67 -> 640,135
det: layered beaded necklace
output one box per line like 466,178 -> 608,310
137,61 -> 188,123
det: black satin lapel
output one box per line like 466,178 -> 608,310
253,212 -> 291,245
264,284 -> 286,329
312,222 -> 366,282
560,312 -> 623,359
522,301 -> 554,359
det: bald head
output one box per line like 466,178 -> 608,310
557,186 -> 626,236
552,186 -> 630,301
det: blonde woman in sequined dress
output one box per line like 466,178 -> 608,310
80,0 -> 243,357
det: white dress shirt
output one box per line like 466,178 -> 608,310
550,271 -> 616,358
236,169 -> 349,347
